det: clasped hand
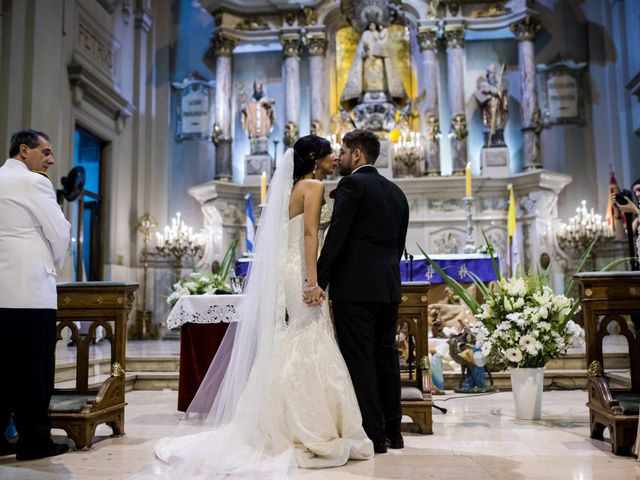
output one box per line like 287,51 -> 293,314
303,285 -> 325,307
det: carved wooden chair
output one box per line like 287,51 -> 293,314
398,282 -> 434,434
576,272 -> 640,455
50,282 -> 138,449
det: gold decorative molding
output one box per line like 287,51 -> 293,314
235,16 -> 268,31
587,360 -> 603,377
444,27 -> 464,49
282,37 -> 303,58
307,36 -> 328,57
211,33 -> 236,57
510,16 -> 542,42
418,28 -> 438,52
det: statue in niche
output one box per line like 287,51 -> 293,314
240,80 -> 275,154
340,19 -> 406,104
449,114 -> 468,174
474,64 -> 509,148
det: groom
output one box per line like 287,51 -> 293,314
316,129 -> 409,454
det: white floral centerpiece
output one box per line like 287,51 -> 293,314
420,233 -> 594,419
167,238 -> 239,308
167,272 -> 231,307
472,276 -> 584,370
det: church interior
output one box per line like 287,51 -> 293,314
1,0 -> 640,478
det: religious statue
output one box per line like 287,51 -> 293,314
450,113 -> 468,174
340,20 -> 406,104
283,121 -> 298,149
424,114 -> 441,176
474,64 -> 509,148
240,80 -> 275,154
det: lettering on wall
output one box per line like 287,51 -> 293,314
172,74 -> 216,141
77,21 -> 114,71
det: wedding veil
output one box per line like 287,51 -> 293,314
153,149 -> 297,478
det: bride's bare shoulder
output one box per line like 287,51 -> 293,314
297,179 -> 324,194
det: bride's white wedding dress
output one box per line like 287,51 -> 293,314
151,152 -> 372,479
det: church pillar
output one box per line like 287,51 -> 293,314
418,25 -> 441,176
281,32 -> 302,148
510,16 -> 543,170
444,25 -> 468,175
307,32 -> 327,136
212,33 -> 236,180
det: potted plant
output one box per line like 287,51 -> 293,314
419,233 -> 590,419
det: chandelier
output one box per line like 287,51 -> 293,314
393,131 -> 423,176
558,200 -> 613,249
155,212 -> 205,280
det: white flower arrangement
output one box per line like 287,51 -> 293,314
167,271 -> 231,307
471,277 -> 584,368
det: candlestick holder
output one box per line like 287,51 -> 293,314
155,212 -> 205,282
463,196 -> 476,254
132,213 -> 158,340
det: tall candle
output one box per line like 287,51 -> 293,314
260,172 -> 267,205
465,162 -> 472,197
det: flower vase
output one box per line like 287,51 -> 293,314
509,367 -> 545,420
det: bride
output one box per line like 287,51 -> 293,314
153,136 -> 374,478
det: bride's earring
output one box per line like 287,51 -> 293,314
312,160 -> 318,178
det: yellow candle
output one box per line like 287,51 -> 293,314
260,172 -> 267,205
465,162 -> 472,198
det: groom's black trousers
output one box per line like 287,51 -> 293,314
332,301 -> 402,445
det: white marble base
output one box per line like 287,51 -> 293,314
481,147 -> 511,178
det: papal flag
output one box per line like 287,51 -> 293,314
605,169 -> 627,241
245,193 -> 256,253
507,184 -> 520,275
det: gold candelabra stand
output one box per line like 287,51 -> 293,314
394,131 -> 423,177
130,213 -> 158,340
155,212 -> 204,282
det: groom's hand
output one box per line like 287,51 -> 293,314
303,286 -> 325,307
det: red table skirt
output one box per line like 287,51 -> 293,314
177,322 -> 230,412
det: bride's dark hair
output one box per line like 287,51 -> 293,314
292,135 -> 332,183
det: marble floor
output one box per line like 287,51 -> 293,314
1,390 -> 639,479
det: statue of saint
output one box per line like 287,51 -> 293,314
474,64 -> 509,148
340,21 -> 407,103
240,80 -> 275,154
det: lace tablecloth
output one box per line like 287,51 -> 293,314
166,294 -> 242,329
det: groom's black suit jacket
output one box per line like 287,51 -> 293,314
317,166 -> 409,302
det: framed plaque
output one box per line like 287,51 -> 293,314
537,59 -> 587,126
172,73 -> 215,142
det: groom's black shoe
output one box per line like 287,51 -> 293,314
386,432 -> 404,449
373,442 -> 387,454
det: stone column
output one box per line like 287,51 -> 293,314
211,33 -> 236,180
444,25 -> 467,175
511,16 -> 543,170
307,33 -> 328,136
418,26 -> 441,176
281,33 -> 302,147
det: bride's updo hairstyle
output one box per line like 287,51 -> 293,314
292,135 -> 332,183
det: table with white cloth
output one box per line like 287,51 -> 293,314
166,294 -> 241,411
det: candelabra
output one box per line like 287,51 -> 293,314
558,200 -> 613,250
132,214 -> 158,340
463,196 -> 476,254
155,212 -> 205,282
326,134 -> 341,153
393,131 -> 423,177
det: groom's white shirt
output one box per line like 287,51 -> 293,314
351,164 -> 376,175
0,158 -> 71,309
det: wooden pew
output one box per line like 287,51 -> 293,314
575,272 -> 640,455
398,282 -> 433,434
50,282 -> 138,449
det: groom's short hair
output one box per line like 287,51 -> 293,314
342,129 -> 380,165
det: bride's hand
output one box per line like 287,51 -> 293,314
303,286 -> 325,307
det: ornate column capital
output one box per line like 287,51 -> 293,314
444,27 -> 464,49
307,36 -> 328,56
510,16 -> 542,42
281,36 -> 303,58
418,28 -> 438,52
211,33 -> 236,57
134,0 -> 152,32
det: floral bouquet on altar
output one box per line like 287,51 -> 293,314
167,238 -> 239,308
